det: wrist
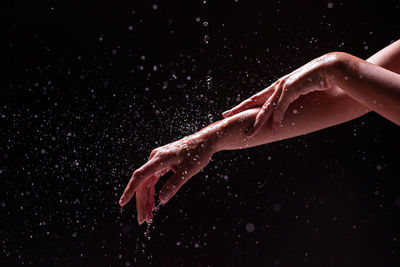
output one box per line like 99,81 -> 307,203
188,121 -> 225,155
201,110 -> 258,152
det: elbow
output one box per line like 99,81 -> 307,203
322,51 -> 358,76
324,51 -> 351,66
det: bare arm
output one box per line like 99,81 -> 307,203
223,39 -> 400,136
120,40 -> 400,224
326,51 -> 400,125
211,91 -> 364,151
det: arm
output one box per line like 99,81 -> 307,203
212,92 -> 364,151
325,51 -> 400,125
119,90 -> 372,225
222,39 -> 400,136
120,40 -> 400,225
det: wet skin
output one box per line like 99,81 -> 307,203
120,40 -> 400,225
223,40 -> 400,136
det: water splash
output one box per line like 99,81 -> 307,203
204,35 -> 210,44
206,70 -> 212,90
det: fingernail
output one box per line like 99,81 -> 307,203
147,213 -> 154,223
222,110 -> 230,117
119,194 -> 126,206
138,214 -> 144,225
161,190 -> 171,204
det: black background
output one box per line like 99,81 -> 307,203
2,0 -> 400,266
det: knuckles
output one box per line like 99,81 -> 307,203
149,148 -> 159,159
133,169 -> 143,178
151,146 -> 179,161
249,95 -> 259,101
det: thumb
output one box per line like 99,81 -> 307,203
159,170 -> 190,205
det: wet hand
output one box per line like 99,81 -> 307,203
222,54 -> 335,137
119,134 -> 215,225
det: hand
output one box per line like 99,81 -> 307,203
119,133 -> 215,225
222,54 -> 335,137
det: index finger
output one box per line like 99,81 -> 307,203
119,156 -> 170,206
222,85 -> 274,118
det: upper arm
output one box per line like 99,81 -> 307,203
303,39 -> 400,124
367,39 -> 400,74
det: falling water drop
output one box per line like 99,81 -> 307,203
205,71 -> 212,90
207,114 -> 214,122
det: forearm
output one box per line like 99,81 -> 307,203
195,40 -> 400,152
196,87 -> 366,152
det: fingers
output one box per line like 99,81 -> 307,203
271,88 -> 292,135
145,183 -> 155,223
222,85 -> 274,118
119,156 -> 169,207
222,98 -> 259,118
158,169 -> 190,205
245,86 -> 282,138
144,167 -> 168,223
136,180 -> 151,225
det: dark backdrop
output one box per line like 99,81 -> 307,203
2,0 -> 400,266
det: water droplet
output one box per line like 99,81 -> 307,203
245,223 -> 255,232
273,203 -> 282,212
205,73 -> 212,89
